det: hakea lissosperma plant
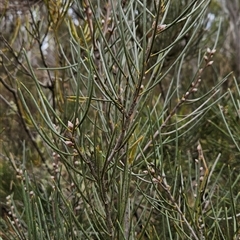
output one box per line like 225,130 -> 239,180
1,0 -> 239,239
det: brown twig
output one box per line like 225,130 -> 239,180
136,48 -> 216,161
148,165 -> 200,240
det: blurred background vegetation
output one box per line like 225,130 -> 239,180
0,0 -> 240,239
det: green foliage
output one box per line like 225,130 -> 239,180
0,0 -> 240,239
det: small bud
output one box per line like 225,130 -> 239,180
157,24 -> 167,33
204,55 -> 208,61
68,121 -> 74,131
75,205 -> 81,210
29,191 -> 34,197
149,168 -> 155,174
64,140 -> 74,147
207,48 -> 211,54
207,60 -> 214,66
211,49 -> 216,54
197,144 -> 201,151
16,168 -> 23,175
192,88 -> 198,92
152,178 -> 159,183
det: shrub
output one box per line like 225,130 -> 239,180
0,0 -> 239,239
